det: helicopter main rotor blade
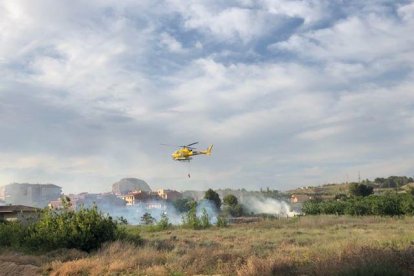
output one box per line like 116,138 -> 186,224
185,142 -> 199,147
160,143 -> 180,147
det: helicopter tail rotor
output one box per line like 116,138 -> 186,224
206,145 -> 213,155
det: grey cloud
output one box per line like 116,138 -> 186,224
0,0 -> 413,192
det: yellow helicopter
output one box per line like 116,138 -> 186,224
164,142 -> 213,161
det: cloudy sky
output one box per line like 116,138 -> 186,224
1,0 -> 413,193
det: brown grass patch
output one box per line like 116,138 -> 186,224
1,215 -> 413,275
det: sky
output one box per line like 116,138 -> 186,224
0,0 -> 413,194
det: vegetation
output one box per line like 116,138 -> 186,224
222,194 -> 245,217
349,183 -> 374,197
172,197 -> 196,213
204,188 -> 221,210
223,194 -> 238,206
303,193 -> 414,216
181,202 -> 211,230
140,212 -> 156,225
0,205 -> 128,252
215,215 -> 228,227
156,213 -> 171,230
375,176 -> 414,189
1,216 -> 414,275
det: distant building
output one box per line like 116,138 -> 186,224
112,178 -> 152,195
0,183 -> 62,208
157,189 -> 182,201
49,192 -> 125,210
120,190 -> 163,206
0,205 -> 40,223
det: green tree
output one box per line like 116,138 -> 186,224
182,203 -> 201,229
173,198 -> 196,213
223,194 -> 238,207
349,183 -> 374,197
204,189 -> 221,210
156,213 -> 171,230
200,208 -> 211,229
141,212 -> 155,225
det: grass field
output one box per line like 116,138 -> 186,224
1,215 -> 414,275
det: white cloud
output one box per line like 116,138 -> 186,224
273,11 -> 414,65
0,0 -> 413,192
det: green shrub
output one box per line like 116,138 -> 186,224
216,215 -> 228,228
181,204 -> 201,229
24,205 -> 121,252
302,200 -> 321,215
200,208 -> 211,229
0,221 -> 25,248
181,205 -> 211,230
156,213 -> 171,230
303,193 -> 414,216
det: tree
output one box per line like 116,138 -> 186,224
223,194 -> 238,207
349,183 -> 374,197
156,213 -> 171,230
204,189 -> 221,210
200,208 -> 211,228
223,194 -> 244,217
141,212 -> 155,225
173,198 -> 196,213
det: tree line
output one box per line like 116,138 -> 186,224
303,193 -> 414,216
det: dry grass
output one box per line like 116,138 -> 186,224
1,215 -> 414,275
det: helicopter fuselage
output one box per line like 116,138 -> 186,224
171,145 -> 213,161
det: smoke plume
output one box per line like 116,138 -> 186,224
242,196 -> 299,217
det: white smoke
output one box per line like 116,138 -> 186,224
242,196 -> 299,217
93,199 -> 219,225
196,199 -> 218,224
93,200 -> 183,225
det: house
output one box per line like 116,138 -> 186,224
0,205 -> 40,222
157,189 -> 182,201
120,190 -> 161,206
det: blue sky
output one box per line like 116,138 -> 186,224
0,0 -> 413,193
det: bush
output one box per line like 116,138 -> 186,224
216,215 -> 228,227
0,205 -> 125,252
223,203 -> 245,217
302,200 -> 321,215
24,205 -> 121,252
181,203 -> 202,229
156,213 -> 171,230
200,208 -> 211,229
0,221 -> 25,248
181,205 -> 211,230
370,194 -> 403,216
344,198 -> 371,216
